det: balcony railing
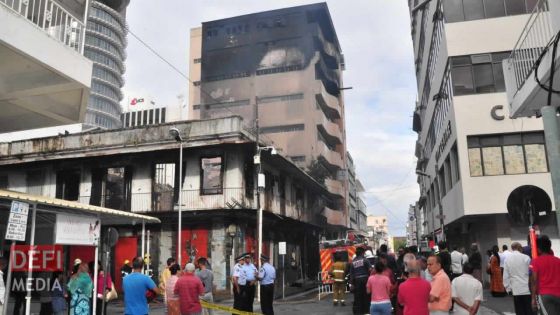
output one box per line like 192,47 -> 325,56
1,0 -> 85,53
507,0 -> 553,92
78,188 -> 253,213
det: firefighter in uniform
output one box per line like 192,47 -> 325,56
231,254 -> 246,313
330,251 -> 348,306
349,246 -> 372,314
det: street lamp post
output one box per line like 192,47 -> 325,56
169,127 -> 184,266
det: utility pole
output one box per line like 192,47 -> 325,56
542,105 -> 560,236
255,95 -> 263,302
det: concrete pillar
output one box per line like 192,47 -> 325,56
211,220 -> 227,291
542,106 -> 560,236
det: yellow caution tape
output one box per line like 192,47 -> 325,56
200,300 -> 263,315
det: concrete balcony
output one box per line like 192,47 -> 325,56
317,115 -> 343,148
315,81 -> 341,120
323,206 -> 346,227
504,0 -> 560,117
0,0 -> 92,132
325,178 -> 345,198
317,141 -> 343,171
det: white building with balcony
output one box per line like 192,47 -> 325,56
408,0 -> 559,256
503,0 -> 560,236
0,0 -> 93,133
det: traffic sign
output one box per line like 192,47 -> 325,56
278,241 -> 286,255
5,201 -> 29,241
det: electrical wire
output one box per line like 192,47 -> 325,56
367,195 -> 408,225
533,30 -> 560,104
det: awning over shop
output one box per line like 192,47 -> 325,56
0,189 -> 159,315
0,189 -> 160,225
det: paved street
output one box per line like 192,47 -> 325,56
0,288 -> 524,314
100,288 -> 514,315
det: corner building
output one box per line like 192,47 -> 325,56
188,3 -> 348,232
408,0 -> 559,263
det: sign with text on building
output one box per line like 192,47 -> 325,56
54,213 -> 100,246
278,241 -> 286,255
5,201 -> 30,241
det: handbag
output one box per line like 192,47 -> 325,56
104,282 -> 118,302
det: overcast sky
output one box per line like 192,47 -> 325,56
123,0 -> 419,236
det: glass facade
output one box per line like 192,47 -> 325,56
84,1 -> 128,129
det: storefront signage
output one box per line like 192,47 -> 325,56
491,105 -> 505,120
55,213 -> 100,245
5,201 -> 30,241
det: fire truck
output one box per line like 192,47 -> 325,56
318,232 -> 368,284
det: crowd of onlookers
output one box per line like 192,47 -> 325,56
339,234 -> 560,315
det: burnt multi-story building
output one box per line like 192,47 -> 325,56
188,3 -> 348,230
0,116 -> 340,295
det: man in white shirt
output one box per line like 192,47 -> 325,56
460,247 -> 469,266
503,242 -> 532,315
501,244 -> 512,264
452,263 -> 483,315
451,246 -> 464,280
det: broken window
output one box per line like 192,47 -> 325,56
91,167 -> 132,210
200,156 -> 223,195
56,169 -> 80,201
244,155 -> 255,198
153,163 -> 175,211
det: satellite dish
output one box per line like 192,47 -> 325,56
507,185 -> 552,225
104,227 -> 119,248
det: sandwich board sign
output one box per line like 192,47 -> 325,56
5,201 -> 30,241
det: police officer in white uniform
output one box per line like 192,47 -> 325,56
242,253 -> 258,312
258,254 -> 276,315
232,254 -> 246,312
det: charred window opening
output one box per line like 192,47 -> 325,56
26,169 -> 44,195
91,167 -> 132,211
294,185 -> 304,213
264,172 -> 275,210
201,156 -> 223,195
153,163 -> 176,211
56,169 -> 80,201
244,155 -> 255,198
0,175 -> 7,189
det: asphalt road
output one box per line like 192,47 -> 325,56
4,288 -> 515,314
